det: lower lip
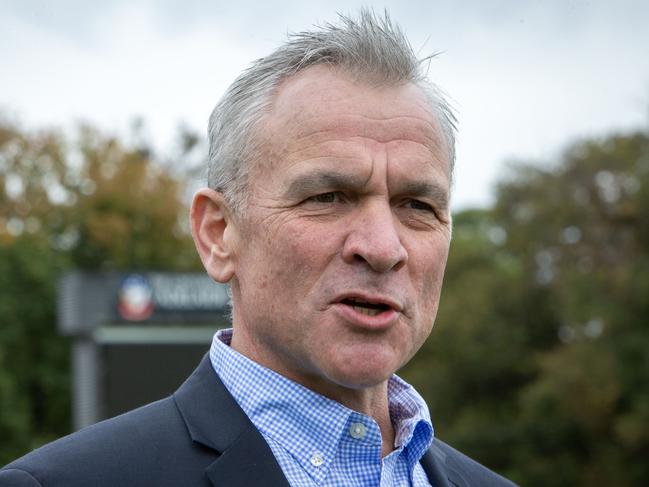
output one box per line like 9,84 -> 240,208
332,303 -> 400,330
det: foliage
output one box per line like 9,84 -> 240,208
403,129 -> 649,486
0,237 -> 68,463
0,118 -> 200,465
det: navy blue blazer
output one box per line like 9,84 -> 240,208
0,355 -> 516,486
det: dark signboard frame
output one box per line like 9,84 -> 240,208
57,271 -> 230,429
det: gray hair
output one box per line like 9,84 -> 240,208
207,9 -> 457,213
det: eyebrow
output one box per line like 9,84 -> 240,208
398,181 -> 449,210
285,171 -> 368,196
285,170 -> 449,209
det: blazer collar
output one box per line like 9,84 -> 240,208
421,441 -> 454,486
173,354 -> 290,487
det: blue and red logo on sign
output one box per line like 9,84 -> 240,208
117,275 -> 154,321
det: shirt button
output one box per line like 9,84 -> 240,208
349,422 -> 367,439
310,452 -> 324,467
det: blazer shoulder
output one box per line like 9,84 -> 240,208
0,468 -> 43,487
1,396 -> 214,487
433,439 -> 518,487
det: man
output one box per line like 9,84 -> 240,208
1,10 -> 516,487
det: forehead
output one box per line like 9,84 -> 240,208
253,65 -> 450,184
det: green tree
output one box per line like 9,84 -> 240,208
403,129 -> 649,486
0,117 -> 200,464
495,131 -> 649,486
403,208 -> 559,479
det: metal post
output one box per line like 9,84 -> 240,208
72,338 -> 100,430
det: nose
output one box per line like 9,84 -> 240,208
341,200 -> 408,273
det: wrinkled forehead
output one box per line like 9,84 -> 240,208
254,65 -> 450,174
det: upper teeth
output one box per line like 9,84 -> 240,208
352,305 -> 382,316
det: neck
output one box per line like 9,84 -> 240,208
230,323 -> 397,456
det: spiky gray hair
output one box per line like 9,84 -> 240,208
207,9 -> 457,213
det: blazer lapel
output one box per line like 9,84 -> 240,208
204,425 -> 290,487
173,354 -> 290,487
421,441 -> 453,487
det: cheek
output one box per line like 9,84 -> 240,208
251,232 -> 320,295
412,241 -> 449,309
283,224 -> 331,264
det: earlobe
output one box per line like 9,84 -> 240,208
190,188 -> 237,283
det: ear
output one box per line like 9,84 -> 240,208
190,188 -> 238,283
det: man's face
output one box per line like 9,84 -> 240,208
228,65 -> 451,394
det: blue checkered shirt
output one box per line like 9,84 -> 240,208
210,328 -> 434,486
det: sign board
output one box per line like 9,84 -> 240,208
57,271 -> 230,430
58,271 -> 230,335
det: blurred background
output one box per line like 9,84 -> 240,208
1,1 -> 648,485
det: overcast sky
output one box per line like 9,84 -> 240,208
2,0 -> 648,209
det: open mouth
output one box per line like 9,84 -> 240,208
340,298 -> 392,317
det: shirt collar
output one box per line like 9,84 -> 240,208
388,374 -> 434,468
210,328 -> 434,481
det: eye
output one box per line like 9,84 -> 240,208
405,199 -> 434,212
306,192 -> 340,204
